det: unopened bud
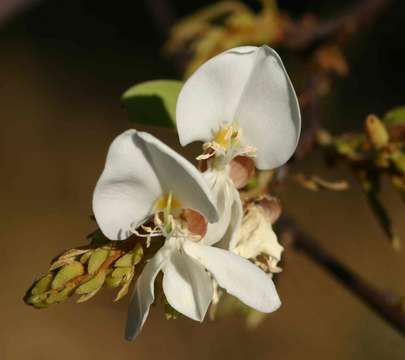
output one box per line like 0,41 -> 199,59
112,267 -> 132,279
105,275 -> 123,288
391,150 -> 405,175
365,114 -> 389,149
75,271 -> 106,295
31,273 -> 53,295
88,248 -> 109,274
46,287 -> 74,304
80,250 -> 93,264
114,253 -> 133,267
25,292 -> 48,308
132,243 -> 143,265
316,129 -> 333,146
115,243 -> 143,267
52,261 -> 84,290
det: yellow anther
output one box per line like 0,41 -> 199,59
154,193 -> 181,211
214,125 -> 234,148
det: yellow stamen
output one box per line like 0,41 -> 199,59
154,193 -> 182,211
214,125 -> 234,149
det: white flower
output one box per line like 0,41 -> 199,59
176,45 -> 301,250
93,129 -> 281,340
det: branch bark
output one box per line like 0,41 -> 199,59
284,0 -> 391,49
279,215 -> 405,337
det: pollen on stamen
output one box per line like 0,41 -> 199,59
213,124 -> 237,149
154,193 -> 182,211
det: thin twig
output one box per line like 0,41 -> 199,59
295,0 -> 391,158
279,215 -> 405,337
284,0 -> 391,49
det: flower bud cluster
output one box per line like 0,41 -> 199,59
24,233 -> 144,308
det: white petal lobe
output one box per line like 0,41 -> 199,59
219,183 -> 243,250
236,46 -> 301,169
162,246 -> 213,321
93,130 -> 218,240
202,170 -> 243,248
176,46 -> 259,146
201,170 -> 233,246
93,130 -> 162,240
125,250 -> 165,341
176,46 -> 300,170
136,132 -> 218,223
184,241 -> 281,313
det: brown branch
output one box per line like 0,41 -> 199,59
279,214 -> 405,337
294,0 -> 391,159
284,0 -> 391,49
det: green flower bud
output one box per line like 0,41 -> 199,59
105,275 -> 123,288
112,267 -> 132,278
316,129 -> 333,146
52,261 -> 84,289
365,114 -> 389,149
31,273 -> 53,295
75,271 -> 106,295
88,248 -> 109,274
114,268 -> 135,302
46,287 -> 74,304
80,250 -> 93,264
391,151 -> 405,175
25,292 -> 48,308
132,243 -> 143,265
114,253 -> 134,268
115,243 -> 143,267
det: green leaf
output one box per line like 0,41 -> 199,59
383,106 -> 405,126
122,80 -> 183,128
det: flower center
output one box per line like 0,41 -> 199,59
198,123 -> 257,170
131,192 -> 199,247
154,192 -> 182,212
213,124 -> 235,149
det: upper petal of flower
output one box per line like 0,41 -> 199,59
162,245 -> 213,321
125,249 -> 165,341
183,241 -> 281,313
235,46 -> 301,169
93,130 -> 218,240
176,45 -> 300,169
138,131 -> 218,224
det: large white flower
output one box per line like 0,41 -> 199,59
93,129 -> 281,340
176,45 -> 301,249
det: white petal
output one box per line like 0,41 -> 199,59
176,46 -> 259,146
202,170 -> 243,248
233,205 -> 284,260
184,241 -> 281,313
135,131 -> 218,224
176,45 -> 300,169
93,130 -> 162,240
201,170 -> 233,246
125,250 -> 165,341
236,46 -> 301,169
219,184 -> 243,250
93,130 -> 217,240
162,245 -> 213,321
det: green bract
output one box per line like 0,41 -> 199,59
383,106 -> 405,126
122,80 -> 183,128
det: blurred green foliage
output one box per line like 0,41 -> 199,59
122,80 -> 183,127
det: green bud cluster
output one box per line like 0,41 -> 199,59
317,111 -> 405,249
24,238 -> 144,308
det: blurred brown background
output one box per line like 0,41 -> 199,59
1,1 -> 405,359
